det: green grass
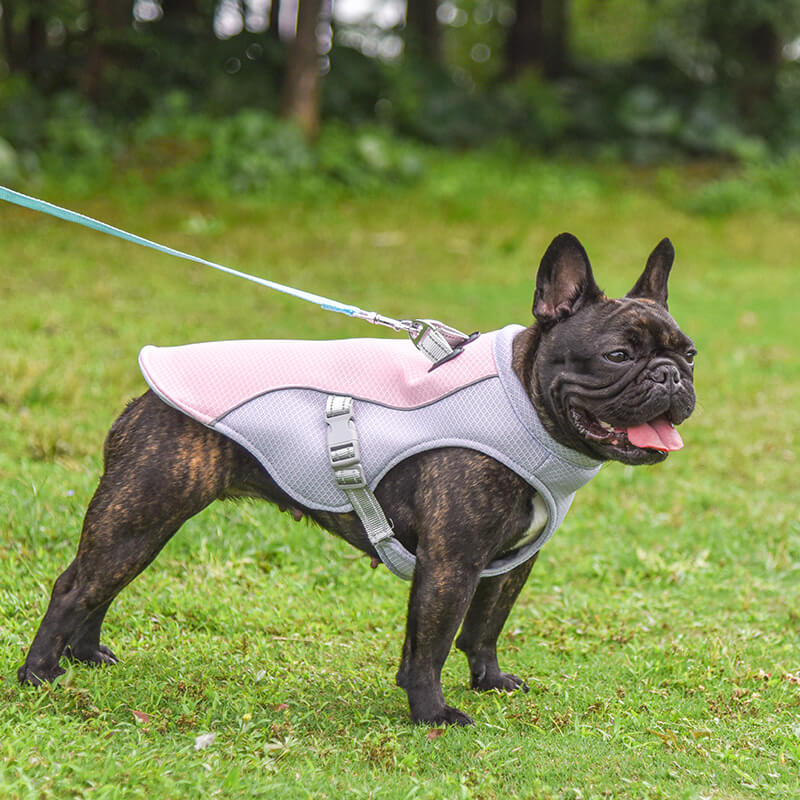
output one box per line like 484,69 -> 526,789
1,154 -> 799,799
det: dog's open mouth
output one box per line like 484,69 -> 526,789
570,407 -> 683,454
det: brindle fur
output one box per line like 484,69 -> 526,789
18,233 -> 695,726
19,390 -> 537,726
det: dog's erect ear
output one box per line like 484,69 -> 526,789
533,233 -> 604,325
626,238 -> 674,310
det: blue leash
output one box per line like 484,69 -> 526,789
0,184 -> 411,332
0,184 -> 473,363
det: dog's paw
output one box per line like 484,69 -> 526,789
18,663 -> 66,686
412,704 -> 474,727
63,644 -> 119,666
471,668 -> 529,694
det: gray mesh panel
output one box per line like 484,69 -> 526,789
214,326 -> 602,563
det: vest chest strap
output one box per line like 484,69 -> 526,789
324,394 -> 546,582
325,396 -> 415,580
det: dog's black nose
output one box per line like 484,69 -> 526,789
652,363 -> 681,387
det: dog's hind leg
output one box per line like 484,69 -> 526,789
18,392 -> 239,685
63,600 -> 117,666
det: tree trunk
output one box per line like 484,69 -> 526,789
269,0 -> 282,40
505,0 -> 543,78
164,0 -> 204,16
159,0 -> 215,42
1,0 -> 18,72
406,0 -> 442,62
25,0 -> 48,85
699,6 -> 783,128
82,0 -> 134,102
541,0 -> 568,78
280,0 -> 325,141
504,0 -> 569,79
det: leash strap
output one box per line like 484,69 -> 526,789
0,184 -> 474,365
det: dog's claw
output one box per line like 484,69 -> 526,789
413,704 -> 474,727
63,644 -> 119,666
471,669 -> 528,693
18,663 -> 66,686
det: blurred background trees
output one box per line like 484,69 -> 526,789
1,0 -> 799,188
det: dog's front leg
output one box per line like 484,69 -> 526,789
395,547 -> 483,726
456,555 -> 537,692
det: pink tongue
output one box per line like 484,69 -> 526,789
626,416 -> 684,452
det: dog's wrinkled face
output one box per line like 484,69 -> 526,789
526,234 -> 696,466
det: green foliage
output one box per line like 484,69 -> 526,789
559,60 -> 783,163
371,60 -> 568,149
674,154 -> 800,215
0,80 -> 427,196
1,0 -> 800,184
0,136 -> 22,183
0,77 -> 115,183
127,29 -> 286,118
205,109 -> 315,192
316,124 -> 426,188
322,46 -> 389,124
195,111 -> 425,193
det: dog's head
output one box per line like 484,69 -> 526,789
515,233 -> 696,465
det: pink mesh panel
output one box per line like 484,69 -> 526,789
139,331 -> 499,425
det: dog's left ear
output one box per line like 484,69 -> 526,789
626,238 -> 674,310
533,233 -> 604,325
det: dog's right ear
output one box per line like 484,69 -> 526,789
533,233 -> 604,325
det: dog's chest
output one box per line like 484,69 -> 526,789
513,493 -> 548,550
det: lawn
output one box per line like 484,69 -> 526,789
1,154 -> 798,799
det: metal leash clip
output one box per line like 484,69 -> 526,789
407,320 -> 480,370
352,311 -> 479,369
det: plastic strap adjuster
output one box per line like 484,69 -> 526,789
325,395 -> 399,559
333,466 -> 367,489
325,396 -> 366,488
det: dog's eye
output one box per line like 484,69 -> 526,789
604,350 -> 630,364
686,348 -> 697,365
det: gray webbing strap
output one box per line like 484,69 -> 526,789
324,394 -> 548,583
325,396 -> 415,580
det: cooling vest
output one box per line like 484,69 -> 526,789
139,325 -> 603,575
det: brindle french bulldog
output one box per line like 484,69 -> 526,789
18,233 -> 696,726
